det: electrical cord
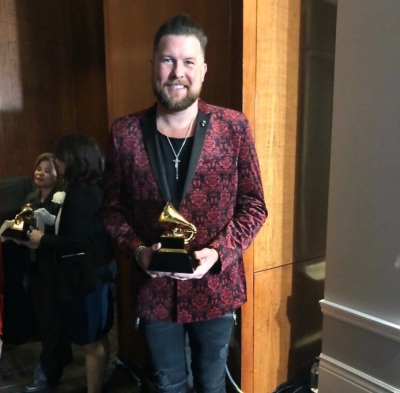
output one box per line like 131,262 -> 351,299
112,357 -> 142,384
225,364 -> 245,393
114,356 -> 245,392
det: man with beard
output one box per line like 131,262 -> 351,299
102,14 -> 267,393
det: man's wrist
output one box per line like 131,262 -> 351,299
134,245 -> 146,264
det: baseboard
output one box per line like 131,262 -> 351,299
320,299 -> 400,342
319,354 -> 400,393
319,300 -> 400,392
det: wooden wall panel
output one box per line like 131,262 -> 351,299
242,1 -> 327,392
0,1 -> 74,176
253,261 -> 324,392
242,3 -> 302,389
252,0 -> 302,272
241,0 -> 257,390
70,0 -> 109,150
0,0 -> 107,177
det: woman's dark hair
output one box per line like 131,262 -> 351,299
54,133 -> 104,187
153,14 -> 208,57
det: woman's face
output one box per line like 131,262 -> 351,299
34,160 -> 57,189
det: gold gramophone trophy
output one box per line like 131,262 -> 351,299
2,203 -> 35,240
148,202 -> 197,273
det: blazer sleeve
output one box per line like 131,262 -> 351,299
208,116 -> 267,270
101,122 -> 143,258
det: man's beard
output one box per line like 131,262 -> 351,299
153,84 -> 201,112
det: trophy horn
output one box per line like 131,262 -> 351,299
159,202 -> 196,244
13,204 -> 34,231
15,204 -> 34,222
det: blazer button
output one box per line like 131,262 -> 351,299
200,120 -> 206,127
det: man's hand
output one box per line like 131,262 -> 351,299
137,243 -> 174,278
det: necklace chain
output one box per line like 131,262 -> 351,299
164,115 -> 196,180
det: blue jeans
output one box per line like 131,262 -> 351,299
139,313 -> 235,393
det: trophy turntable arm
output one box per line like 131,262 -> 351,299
171,227 -> 196,244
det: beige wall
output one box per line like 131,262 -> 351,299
320,1 -> 400,391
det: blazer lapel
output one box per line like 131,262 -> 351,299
181,111 -> 211,200
140,110 -> 171,203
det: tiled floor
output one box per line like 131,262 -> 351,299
0,320 -> 143,393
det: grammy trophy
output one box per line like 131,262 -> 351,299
148,202 -> 197,273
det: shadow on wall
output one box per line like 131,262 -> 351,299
286,0 -> 337,383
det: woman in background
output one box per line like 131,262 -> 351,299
24,152 -> 72,393
28,135 -> 116,393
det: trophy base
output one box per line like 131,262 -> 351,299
2,227 -> 29,241
148,249 -> 195,273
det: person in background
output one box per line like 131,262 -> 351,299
101,14 -> 267,393
22,152 -> 72,393
28,134 -> 116,393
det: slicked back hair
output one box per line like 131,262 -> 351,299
153,14 -> 208,57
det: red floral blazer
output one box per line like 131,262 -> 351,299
102,100 -> 267,322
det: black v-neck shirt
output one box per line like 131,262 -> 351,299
157,132 -> 194,208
